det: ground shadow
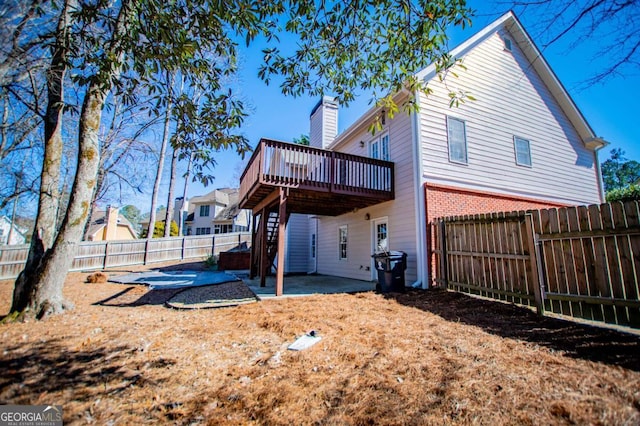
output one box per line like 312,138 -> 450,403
153,261 -> 210,272
392,289 -> 640,371
0,338 -> 172,414
94,286 -> 182,307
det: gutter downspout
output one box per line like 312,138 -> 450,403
411,92 -> 429,289
593,145 -> 607,203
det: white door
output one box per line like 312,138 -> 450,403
371,217 -> 389,280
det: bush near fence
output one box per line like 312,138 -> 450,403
431,201 -> 640,329
0,233 -> 251,280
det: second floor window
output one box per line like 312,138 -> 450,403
370,133 -> 390,161
200,205 -> 210,217
447,116 -> 468,164
514,136 -> 532,167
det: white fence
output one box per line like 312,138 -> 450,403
0,233 -> 251,280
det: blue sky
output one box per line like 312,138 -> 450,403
180,1 -> 640,202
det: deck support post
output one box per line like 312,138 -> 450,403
249,211 -> 258,279
275,187 -> 288,296
259,208 -> 268,287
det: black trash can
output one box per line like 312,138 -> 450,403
372,251 -> 407,293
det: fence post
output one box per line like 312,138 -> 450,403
525,214 -> 545,316
439,219 -> 448,288
212,235 -> 216,257
103,242 -> 110,270
181,236 -> 186,261
143,239 -> 150,265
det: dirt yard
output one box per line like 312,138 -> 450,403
1,261 -> 639,425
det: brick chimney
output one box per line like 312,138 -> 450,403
309,96 -> 338,149
104,205 -> 119,241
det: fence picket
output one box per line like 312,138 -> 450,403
622,201 -> 640,325
600,203 -> 626,324
0,233 -> 251,280
559,207 -> 581,317
566,206 -> 590,320
433,201 -> 640,329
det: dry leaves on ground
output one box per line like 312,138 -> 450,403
1,261 -> 639,425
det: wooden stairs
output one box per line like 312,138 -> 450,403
250,207 -> 290,283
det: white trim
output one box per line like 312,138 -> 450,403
412,98 -> 428,288
422,175 -> 590,206
338,225 -> 348,261
446,116 -> 468,165
371,216 -> 389,280
513,136 -> 532,167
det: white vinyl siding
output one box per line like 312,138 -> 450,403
418,28 -> 601,205
285,213 -> 310,273
514,136 -> 532,167
315,110 -> 418,283
447,116 -> 468,164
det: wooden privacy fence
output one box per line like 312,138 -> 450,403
431,201 -> 640,329
0,233 -> 251,280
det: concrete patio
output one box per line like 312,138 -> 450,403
239,272 -> 377,299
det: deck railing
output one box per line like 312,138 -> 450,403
239,139 -> 394,206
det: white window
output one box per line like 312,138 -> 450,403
214,224 -> 233,234
514,136 -> 532,167
370,133 -> 390,161
196,227 -> 211,235
447,116 -> 468,164
338,225 -> 348,260
375,221 -> 388,252
199,205 -> 210,217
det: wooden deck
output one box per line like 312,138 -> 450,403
239,139 -> 394,216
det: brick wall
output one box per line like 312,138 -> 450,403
425,183 -> 567,221
424,183 -> 567,287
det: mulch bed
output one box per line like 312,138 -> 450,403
95,280 -> 258,309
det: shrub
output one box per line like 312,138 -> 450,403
204,254 -> 218,269
139,220 -> 179,238
605,184 -> 640,202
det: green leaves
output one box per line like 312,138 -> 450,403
601,148 -> 640,192
255,0 -> 473,111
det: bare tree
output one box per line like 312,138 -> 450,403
510,0 -> 640,86
146,71 -> 175,240
6,0 -> 473,320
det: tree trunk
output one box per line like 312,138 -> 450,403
164,146 -> 179,237
11,0 -> 72,313
178,151 -> 194,237
23,83 -> 108,318
10,0 -> 136,319
146,73 -> 174,240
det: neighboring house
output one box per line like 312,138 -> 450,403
139,207 -> 167,233
183,188 -> 252,236
0,216 -> 27,245
239,12 -> 607,294
85,206 -> 138,241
